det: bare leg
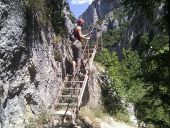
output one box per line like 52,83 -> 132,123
77,59 -> 81,72
72,61 -> 76,75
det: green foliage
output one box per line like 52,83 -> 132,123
135,33 -> 170,127
121,0 -> 163,19
96,45 -> 169,127
136,95 -> 170,128
103,29 -> 122,48
150,35 -> 169,54
47,0 -> 66,35
99,0 -> 170,127
96,49 -> 145,103
115,108 -> 130,123
139,34 -> 169,83
25,0 -> 44,12
111,7 -> 128,20
101,8 -> 128,48
24,0 -> 66,35
96,49 -> 145,123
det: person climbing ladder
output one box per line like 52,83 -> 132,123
72,18 -> 91,75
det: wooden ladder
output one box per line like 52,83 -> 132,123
52,23 -> 103,125
51,44 -> 98,125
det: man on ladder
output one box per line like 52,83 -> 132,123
72,18 -> 91,75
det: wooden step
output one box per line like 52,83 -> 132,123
75,69 -> 86,77
64,83 -> 83,88
84,55 -> 92,58
82,45 -> 95,49
57,103 -> 77,106
51,110 -> 74,117
61,89 -> 80,95
65,74 -> 84,81
84,49 -> 94,53
58,95 -> 77,98
62,88 -> 81,90
58,97 -> 77,104
84,52 -> 92,55
79,69 -> 87,71
64,81 -> 84,83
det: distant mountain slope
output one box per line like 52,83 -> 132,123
80,0 -> 120,26
80,0 -> 163,57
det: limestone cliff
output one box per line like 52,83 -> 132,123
80,0 -> 120,26
81,0 -> 163,57
0,0 -> 64,127
0,0 -> 102,127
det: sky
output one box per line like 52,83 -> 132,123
67,0 -> 94,18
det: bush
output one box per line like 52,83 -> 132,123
24,0 -> 66,35
96,49 -> 145,123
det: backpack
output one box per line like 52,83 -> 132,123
69,28 -> 76,42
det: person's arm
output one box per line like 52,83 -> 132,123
84,30 -> 93,37
77,26 -> 90,40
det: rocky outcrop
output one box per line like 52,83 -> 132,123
0,0 -> 63,127
81,0 -> 163,56
63,2 -> 76,33
80,0 -> 120,26
0,0 -> 102,127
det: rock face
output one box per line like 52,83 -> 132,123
0,0 -> 63,127
63,2 -> 76,32
0,0 -> 102,127
80,0 -> 120,26
81,0 -> 163,58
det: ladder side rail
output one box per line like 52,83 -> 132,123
88,45 -> 97,70
50,62 -> 63,112
51,81 -> 65,113
77,45 -> 97,108
77,72 -> 89,107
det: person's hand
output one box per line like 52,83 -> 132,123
86,37 -> 90,40
85,31 -> 93,36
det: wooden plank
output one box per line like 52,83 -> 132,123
78,73 -> 89,107
85,49 -> 94,51
63,88 -> 81,90
57,103 -> 77,106
64,81 -> 84,83
58,95 -> 77,98
78,45 -> 97,107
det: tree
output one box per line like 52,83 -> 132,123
122,0 -> 170,91
120,0 -> 170,126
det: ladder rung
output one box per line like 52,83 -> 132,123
63,88 -> 81,90
51,110 -> 74,116
84,50 -> 93,53
79,69 -> 87,71
64,81 -> 84,83
58,95 -> 77,98
57,103 -> 77,106
66,74 -> 73,77
84,53 -> 92,55
85,48 -> 94,50
66,73 -> 85,77
82,45 -> 95,48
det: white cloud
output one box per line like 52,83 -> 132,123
70,0 -> 94,5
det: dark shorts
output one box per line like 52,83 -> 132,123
72,40 -> 82,61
